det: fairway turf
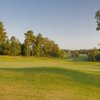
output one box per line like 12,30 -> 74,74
0,56 -> 100,100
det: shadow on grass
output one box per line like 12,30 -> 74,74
0,67 -> 100,87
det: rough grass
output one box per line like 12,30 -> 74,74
0,56 -> 100,100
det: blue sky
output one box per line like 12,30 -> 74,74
0,0 -> 100,50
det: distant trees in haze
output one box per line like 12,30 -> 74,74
64,49 -> 100,62
0,21 -> 64,57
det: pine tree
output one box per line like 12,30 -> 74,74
0,22 -> 7,54
3,39 -> 11,55
34,33 -> 43,56
10,36 -> 21,56
24,30 -> 35,56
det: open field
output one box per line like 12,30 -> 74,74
0,56 -> 100,100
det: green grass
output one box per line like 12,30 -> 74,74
0,56 -> 100,100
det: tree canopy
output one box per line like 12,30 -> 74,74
0,21 -> 64,58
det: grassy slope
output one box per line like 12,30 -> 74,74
0,56 -> 100,100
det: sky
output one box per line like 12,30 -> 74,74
0,0 -> 100,50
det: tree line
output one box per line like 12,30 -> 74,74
64,48 -> 100,62
0,22 -> 64,57
0,9 -> 100,60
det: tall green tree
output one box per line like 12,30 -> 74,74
52,44 -> 61,57
10,36 -> 21,56
88,48 -> 99,62
42,38 -> 51,56
3,39 -> 11,55
42,39 -> 55,57
0,22 -> 7,54
24,30 -> 35,56
34,33 -> 43,56
95,10 -> 100,30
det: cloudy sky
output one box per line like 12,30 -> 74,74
0,0 -> 100,50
